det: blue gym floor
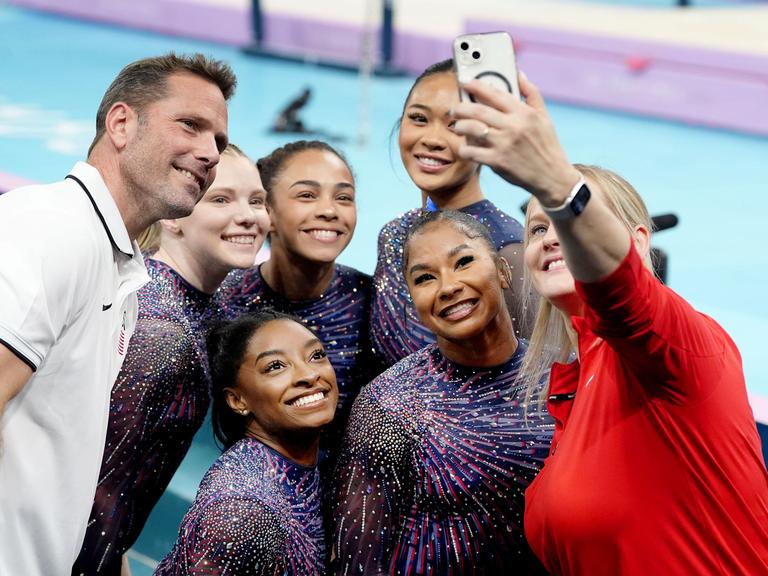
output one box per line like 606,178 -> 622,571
1,5 -> 766,572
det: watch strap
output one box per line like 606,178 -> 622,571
541,177 -> 591,221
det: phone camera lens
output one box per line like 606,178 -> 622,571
460,42 -> 469,51
472,51 -> 481,60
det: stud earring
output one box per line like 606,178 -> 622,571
240,409 -> 249,416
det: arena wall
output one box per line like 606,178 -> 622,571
9,0 -> 768,135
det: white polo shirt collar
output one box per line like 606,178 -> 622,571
65,161 -> 134,257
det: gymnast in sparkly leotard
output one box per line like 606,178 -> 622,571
370,60 -> 529,368
155,310 -> 337,576
220,141 -> 374,448
332,210 -> 553,575
73,146 -> 270,575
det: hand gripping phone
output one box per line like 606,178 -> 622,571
453,31 -> 520,103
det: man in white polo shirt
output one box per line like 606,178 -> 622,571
0,53 -> 236,575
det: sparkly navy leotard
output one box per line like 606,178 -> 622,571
331,341 -> 553,575
369,199 -> 524,368
74,259 -> 224,575
155,438 -> 325,576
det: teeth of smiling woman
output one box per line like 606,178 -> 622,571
418,157 -> 448,167
225,236 -> 255,245
290,392 -> 325,407
547,259 -> 566,271
442,301 -> 474,317
309,230 -> 338,241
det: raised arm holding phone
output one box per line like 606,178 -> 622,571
452,72 -> 768,574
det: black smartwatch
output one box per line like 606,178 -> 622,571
541,178 -> 591,221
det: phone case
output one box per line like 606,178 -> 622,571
453,31 -> 520,103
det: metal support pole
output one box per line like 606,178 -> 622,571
252,0 -> 263,45
381,0 -> 394,68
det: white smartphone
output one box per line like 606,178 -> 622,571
453,31 -> 520,103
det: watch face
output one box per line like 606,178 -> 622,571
571,184 -> 591,216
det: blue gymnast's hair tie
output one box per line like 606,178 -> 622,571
425,196 -> 438,212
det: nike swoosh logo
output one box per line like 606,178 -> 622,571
102,303 -> 112,311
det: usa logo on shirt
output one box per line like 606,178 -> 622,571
118,311 -> 127,357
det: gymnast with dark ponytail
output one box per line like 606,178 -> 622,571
156,309 -> 337,575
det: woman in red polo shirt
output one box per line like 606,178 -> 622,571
452,75 -> 768,574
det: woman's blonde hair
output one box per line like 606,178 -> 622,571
137,222 -> 163,252
520,164 -> 654,411
135,143 -> 250,253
